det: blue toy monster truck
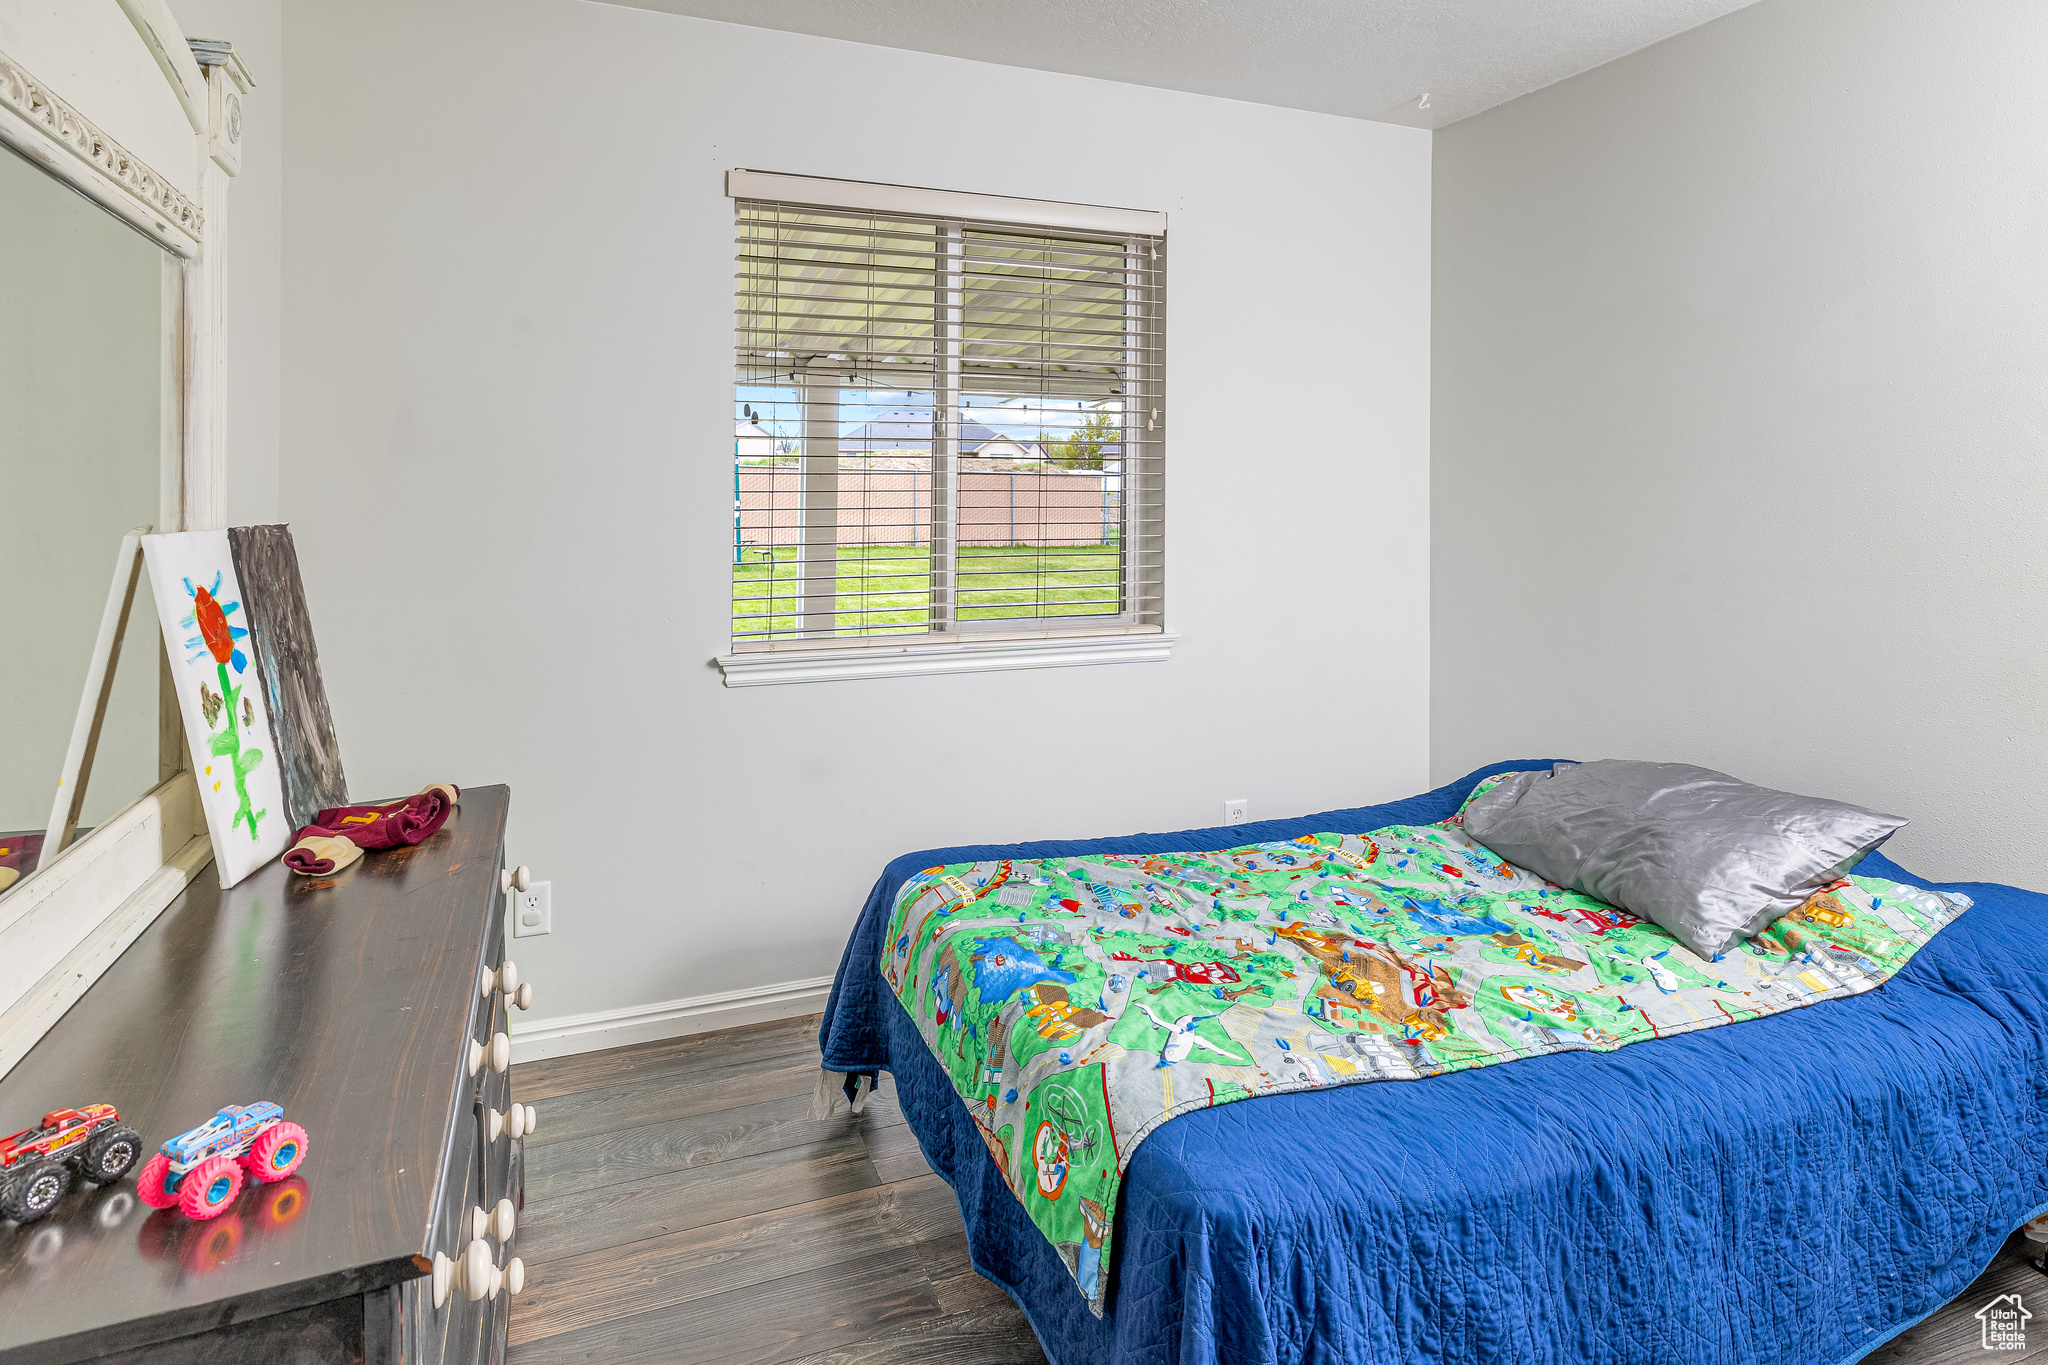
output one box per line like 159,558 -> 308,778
136,1102 -> 309,1221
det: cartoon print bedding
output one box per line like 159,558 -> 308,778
880,773 -> 1971,1315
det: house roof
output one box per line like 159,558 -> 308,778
837,410 -> 1123,458
841,412 -> 1031,455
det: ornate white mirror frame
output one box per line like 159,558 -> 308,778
0,0 -> 252,1075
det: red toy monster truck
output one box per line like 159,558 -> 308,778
0,1104 -> 144,1222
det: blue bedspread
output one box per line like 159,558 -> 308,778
819,762 -> 2048,1365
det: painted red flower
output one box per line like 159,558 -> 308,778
193,585 -> 236,664
178,573 -> 249,674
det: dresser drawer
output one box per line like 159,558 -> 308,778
397,847 -> 528,1365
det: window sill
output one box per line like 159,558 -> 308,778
714,628 -> 1177,687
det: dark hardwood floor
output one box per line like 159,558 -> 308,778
507,1015 -> 2042,1365
506,1015 -> 1048,1365
1861,1234 -> 2048,1365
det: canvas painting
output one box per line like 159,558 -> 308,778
142,531 -> 290,887
228,525 -> 348,832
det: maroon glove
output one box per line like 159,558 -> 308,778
284,784 -> 460,874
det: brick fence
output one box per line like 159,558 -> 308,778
737,466 -> 1112,548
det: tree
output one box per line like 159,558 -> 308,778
1042,410 -> 1118,470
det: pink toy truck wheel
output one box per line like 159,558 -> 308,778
179,1155 -> 243,1220
136,1153 -> 177,1209
246,1121 -> 308,1183
244,1121 -> 307,1186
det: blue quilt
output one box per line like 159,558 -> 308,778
819,762 -> 2048,1365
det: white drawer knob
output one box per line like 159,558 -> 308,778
467,1039 -> 484,1078
481,960 -> 520,998
511,981 -> 533,1010
490,1031 -> 510,1074
487,1104 -> 534,1143
499,865 -> 531,894
434,1237 -> 495,1308
467,1237 -> 495,1301
505,1256 -> 525,1296
488,1102 -> 538,1141
488,1197 -> 516,1242
471,1205 -> 488,1241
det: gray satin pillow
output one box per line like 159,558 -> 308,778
1462,760 -> 1906,960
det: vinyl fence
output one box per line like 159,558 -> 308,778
736,466 -> 1114,548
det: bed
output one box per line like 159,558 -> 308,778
818,760 -> 2048,1365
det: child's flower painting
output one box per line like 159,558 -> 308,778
142,531 -> 290,887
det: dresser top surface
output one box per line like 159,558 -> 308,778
0,785 -> 508,1361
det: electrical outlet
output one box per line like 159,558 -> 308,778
512,881 -> 551,938
1224,798 -> 1249,825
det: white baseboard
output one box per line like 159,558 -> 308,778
508,974 -> 835,1065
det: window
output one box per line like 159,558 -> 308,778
717,171 -> 1170,686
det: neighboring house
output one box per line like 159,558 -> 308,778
972,433 -> 1046,462
839,410 -> 1044,460
734,420 -> 776,459
984,399 -> 1124,465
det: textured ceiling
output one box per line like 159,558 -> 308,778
590,0 -> 1762,129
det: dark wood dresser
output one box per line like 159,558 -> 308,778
0,785 -> 528,1364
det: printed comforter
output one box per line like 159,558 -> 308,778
879,772 -> 1968,1313
819,762 -> 2048,1365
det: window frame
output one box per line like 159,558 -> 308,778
716,171 -> 1174,687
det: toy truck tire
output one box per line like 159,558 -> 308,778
245,1121 -> 308,1182
1,1160 -> 71,1223
136,1153 -> 177,1208
83,1125 -> 143,1184
178,1155 -> 243,1221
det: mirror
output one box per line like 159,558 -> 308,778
0,143 -> 178,896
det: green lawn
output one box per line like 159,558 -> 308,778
732,543 -> 1122,638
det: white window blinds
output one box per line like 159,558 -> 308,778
730,176 -> 1164,650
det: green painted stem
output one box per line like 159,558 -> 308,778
210,660 -> 264,841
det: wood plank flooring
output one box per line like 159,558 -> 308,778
505,1015 -> 1048,1365
1861,1233 -> 2048,1365
507,1014 -> 2045,1365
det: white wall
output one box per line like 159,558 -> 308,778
279,1 -> 1432,1032
1432,0 -> 2048,884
